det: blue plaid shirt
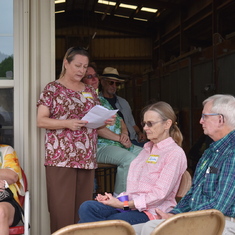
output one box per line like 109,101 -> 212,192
171,130 -> 235,217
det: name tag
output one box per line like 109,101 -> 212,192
206,166 -> 218,174
146,155 -> 160,164
82,92 -> 93,99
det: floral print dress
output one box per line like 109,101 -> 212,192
37,81 -> 100,169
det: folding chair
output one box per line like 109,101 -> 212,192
150,209 -> 225,235
176,170 -> 192,202
52,219 -> 136,235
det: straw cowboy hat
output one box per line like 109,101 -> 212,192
101,67 -> 125,82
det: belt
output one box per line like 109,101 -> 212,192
225,216 -> 235,222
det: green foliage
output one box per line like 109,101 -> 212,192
0,56 -> 13,77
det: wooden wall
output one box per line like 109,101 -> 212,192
130,37 -> 235,154
56,25 -> 235,155
56,26 -> 153,78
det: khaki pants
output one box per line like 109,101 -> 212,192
225,216 -> 235,222
45,166 -> 95,233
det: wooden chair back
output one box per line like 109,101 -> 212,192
176,170 -> 192,202
52,219 -> 136,235
150,209 -> 225,235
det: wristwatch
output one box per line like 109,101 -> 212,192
123,201 -> 129,211
4,180 -> 9,188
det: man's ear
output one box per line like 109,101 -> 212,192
218,115 -> 223,124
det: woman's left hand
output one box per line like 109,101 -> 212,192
105,115 -> 116,126
95,193 -> 110,201
119,133 -> 129,143
98,192 -> 123,208
120,136 -> 132,148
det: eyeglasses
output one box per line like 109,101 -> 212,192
201,113 -> 224,122
106,80 -> 121,87
85,74 -> 99,79
141,120 -> 164,127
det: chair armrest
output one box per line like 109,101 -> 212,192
24,191 -> 30,235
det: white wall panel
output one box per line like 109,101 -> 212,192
14,0 -> 54,234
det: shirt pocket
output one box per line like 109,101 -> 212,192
145,163 -> 161,182
203,173 -> 218,196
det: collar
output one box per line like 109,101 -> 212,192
99,91 -> 117,100
144,137 -> 175,151
209,130 -> 235,153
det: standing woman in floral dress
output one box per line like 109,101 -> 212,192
37,47 -> 114,233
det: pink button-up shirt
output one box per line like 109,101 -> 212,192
123,137 -> 187,220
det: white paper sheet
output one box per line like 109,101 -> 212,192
81,105 -> 118,129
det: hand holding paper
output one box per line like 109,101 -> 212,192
81,105 -> 118,129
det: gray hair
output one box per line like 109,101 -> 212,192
203,94 -> 235,129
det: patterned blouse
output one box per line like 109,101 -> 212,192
0,144 -> 25,205
98,96 -> 133,151
37,81 -> 100,169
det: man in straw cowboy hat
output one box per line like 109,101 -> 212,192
99,67 -> 147,147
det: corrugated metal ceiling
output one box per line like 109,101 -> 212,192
55,0 -> 235,52
55,0 -> 189,36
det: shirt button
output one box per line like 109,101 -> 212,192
192,198 -> 194,201
216,149 -> 219,152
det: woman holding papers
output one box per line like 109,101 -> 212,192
36,47 -> 115,233
83,65 -> 142,196
81,105 -> 118,129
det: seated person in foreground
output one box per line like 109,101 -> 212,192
78,101 -> 187,225
83,65 -> 142,195
0,144 -> 25,235
133,94 -> 235,235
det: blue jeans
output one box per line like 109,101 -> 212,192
78,200 -> 149,225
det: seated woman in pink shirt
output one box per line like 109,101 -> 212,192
78,101 -> 187,225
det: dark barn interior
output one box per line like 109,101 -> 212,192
55,0 -> 235,170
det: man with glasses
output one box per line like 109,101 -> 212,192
133,94 -> 235,235
99,67 -> 147,147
